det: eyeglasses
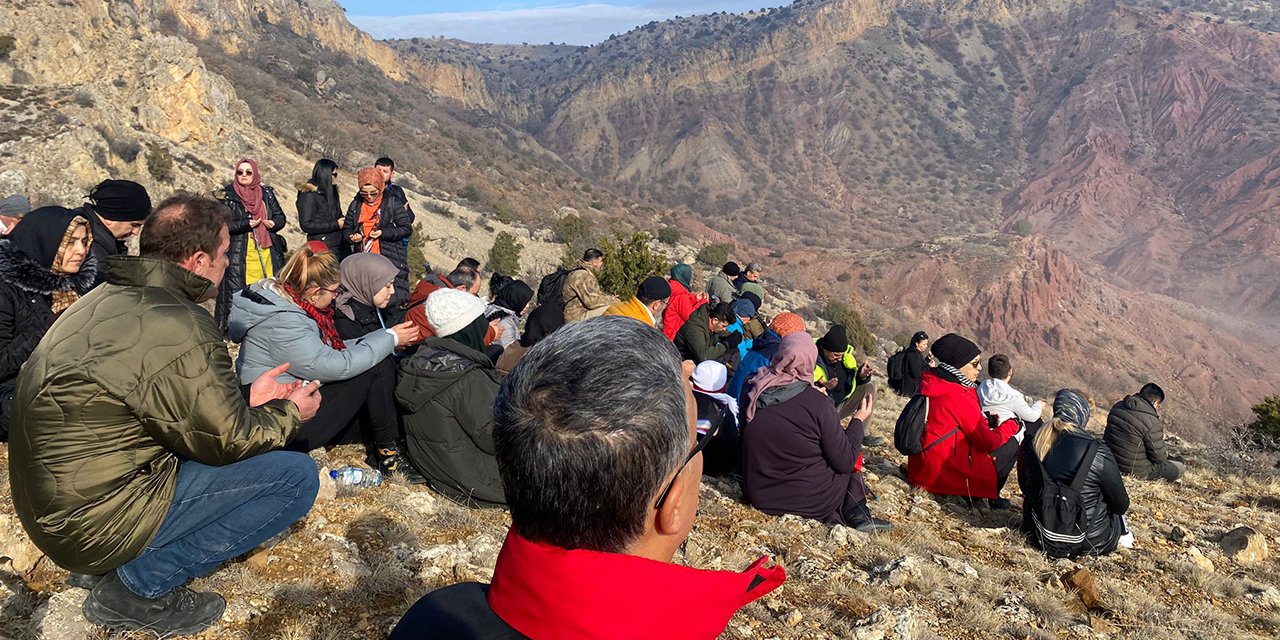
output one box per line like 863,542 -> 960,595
654,416 -> 720,509
360,190 -> 379,197
319,285 -> 340,295
236,169 -> 254,176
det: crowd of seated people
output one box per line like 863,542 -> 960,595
0,166 -> 1190,638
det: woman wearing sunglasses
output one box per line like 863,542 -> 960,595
228,245 -> 420,452
216,158 -> 287,333
297,158 -> 345,257
343,167 -> 412,323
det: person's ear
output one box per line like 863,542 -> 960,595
655,467 -> 694,536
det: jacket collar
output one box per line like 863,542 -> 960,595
0,240 -> 98,296
106,256 -> 213,303
488,529 -> 785,640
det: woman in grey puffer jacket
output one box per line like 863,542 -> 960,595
1018,389 -> 1130,558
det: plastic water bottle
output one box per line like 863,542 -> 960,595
330,466 -> 382,488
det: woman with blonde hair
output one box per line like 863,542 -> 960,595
228,245 -> 419,452
1018,389 -> 1131,558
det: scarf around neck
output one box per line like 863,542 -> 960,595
282,282 -> 346,351
936,362 -> 978,389
232,158 -> 273,250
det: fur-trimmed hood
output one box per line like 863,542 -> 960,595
296,180 -> 319,193
0,239 -> 98,296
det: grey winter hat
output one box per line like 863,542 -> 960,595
0,194 -> 30,218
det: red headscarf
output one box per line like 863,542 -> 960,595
232,158 -> 273,249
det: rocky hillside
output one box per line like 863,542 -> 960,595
4,393 -> 1280,640
393,0 -> 1280,428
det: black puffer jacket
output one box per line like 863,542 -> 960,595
342,195 -> 412,321
1019,427 -> 1129,557
1103,395 -> 1168,478
296,181 -> 345,256
396,337 -> 504,506
901,347 -> 927,397
0,239 -> 97,435
215,184 -> 287,332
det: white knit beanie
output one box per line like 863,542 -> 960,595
425,288 -> 487,337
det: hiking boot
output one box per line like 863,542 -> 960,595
988,498 -> 1012,510
862,434 -> 886,447
67,573 -> 104,589
373,448 -> 402,476
82,572 -> 225,637
843,500 -> 894,534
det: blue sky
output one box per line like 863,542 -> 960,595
340,1 -> 783,45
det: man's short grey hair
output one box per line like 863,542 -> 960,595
494,316 -> 688,552
446,265 -> 479,290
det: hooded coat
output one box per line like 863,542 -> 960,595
1019,426 -> 1130,557
397,337 -> 505,506
1103,395 -> 1169,478
0,216 -> 98,433
663,277 -> 706,341
216,183 -> 287,331
728,329 -> 781,401
296,180 -> 345,256
674,304 -> 729,364
704,272 -> 737,305
9,256 -> 301,574
907,370 -> 1021,499
228,280 -> 397,385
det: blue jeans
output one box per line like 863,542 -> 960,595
116,451 -> 319,598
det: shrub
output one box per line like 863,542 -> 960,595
822,298 -> 877,355
108,139 -> 142,163
836,272 -> 852,282
459,183 -> 484,202
553,213 -> 591,245
488,231 -> 522,277
657,226 -> 681,245
73,91 -> 95,108
492,202 -> 515,224
1247,396 -> 1280,443
696,242 -> 733,267
597,232 -> 670,299
406,225 -> 428,287
1012,220 -> 1033,236
0,35 -> 14,61
145,144 -> 174,182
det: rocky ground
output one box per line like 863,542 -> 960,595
3,387 -> 1279,640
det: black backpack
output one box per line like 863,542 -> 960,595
536,267 -> 581,307
886,349 -> 907,393
1031,440 -> 1100,558
892,395 -> 959,456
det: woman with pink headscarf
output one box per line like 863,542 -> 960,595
741,332 -> 892,533
216,157 -> 287,332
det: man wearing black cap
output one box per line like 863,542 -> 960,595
705,261 -> 739,305
815,325 -> 880,444
603,276 -> 671,327
77,180 -> 152,285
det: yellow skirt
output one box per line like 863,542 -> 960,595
245,235 -> 274,285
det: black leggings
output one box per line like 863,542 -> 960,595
992,438 -> 1020,493
242,360 -> 399,452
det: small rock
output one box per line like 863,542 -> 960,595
0,513 -> 43,574
1062,568 -> 1104,611
872,556 -> 919,587
1254,587 -> 1280,610
932,554 -> 978,578
315,466 -> 337,503
245,546 -> 272,570
783,610 -> 803,627
1166,525 -> 1187,543
34,588 -> 95,640
828,524 -> 862,546
1184,546 -> 1215,573
1220,526 -> 1269,564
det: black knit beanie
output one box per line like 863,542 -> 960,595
88,180 -> 152,222
722,261 -> 741,277
931,333 -> 981,369
817,324 -> 848,353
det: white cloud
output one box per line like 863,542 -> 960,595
350,1 -> 774,45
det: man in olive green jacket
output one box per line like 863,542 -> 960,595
9,194 -> 322,637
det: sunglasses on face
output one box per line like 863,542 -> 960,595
236,169 -> 254,176
654,415 -> 720,509
331,172 -> 339,178
361,190 -> 379,197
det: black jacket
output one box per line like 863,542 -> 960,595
296,181 -> 345,256
342,193 -> 412,319
0,240 -> 97,433
901,347 -> 927,396
397,337 -> 504,506
215,184 -> 287,332
81,208 -> 123,287
1103,395 -> 1168,478
1019,427 -> 1130,557
391,583 -> 524,639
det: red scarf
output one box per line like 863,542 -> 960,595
283,284 -> 346,351
488,529 -> 785,639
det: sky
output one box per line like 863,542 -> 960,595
340,1 -> 782,45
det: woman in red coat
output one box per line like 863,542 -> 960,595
663,263 -> 707,341
907,333 -> 1021,507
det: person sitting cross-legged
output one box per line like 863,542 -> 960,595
391,317 -> 786,639
9,194 -> 323,636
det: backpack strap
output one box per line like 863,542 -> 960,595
1068,440 -> 1101,491
917,397 -> 960,452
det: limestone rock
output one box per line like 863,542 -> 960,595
0,513 -> 42,575
315,466 -> 337,503
1062,568 -> 1104,612
1220,527 -> 1268,564
871,556 -> 919,587
34,588 -> 95,640
1184,546 -> 1215,573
